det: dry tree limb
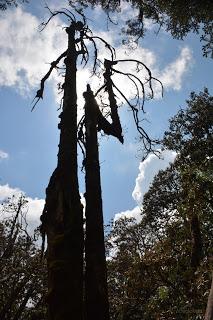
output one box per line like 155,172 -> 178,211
111,68 -> 145,110
33,5 -> 116,111
39,5 -> 76,31
83,34 -> 116,75
95,58 -> 163,158
31,50 -> 67,111
33,5 -> 162,158
113,58 -> 163,101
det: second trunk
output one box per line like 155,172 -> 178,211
84,85 -> 110,320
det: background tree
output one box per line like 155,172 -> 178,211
162,88 -> 213,269
0,0 -> 28,10
0,195 -> 47,320
106,89 -> 213,319
205,272 -> 213,320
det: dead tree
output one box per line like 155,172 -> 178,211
95,58 -> 163,158
33,6 -> 162,320
34,7 -> 115,320
39,21 -> 84,320
80,55 -> 162,319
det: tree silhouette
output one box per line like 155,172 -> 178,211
83,85 -> 110,320
34,6 -> 162,319
0,195 -> 47,320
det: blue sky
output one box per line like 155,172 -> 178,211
0,1 -> 212,227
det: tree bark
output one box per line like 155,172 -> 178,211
205,273 -> 213,320
40,23 -> 84,320
84,85 -> 110,320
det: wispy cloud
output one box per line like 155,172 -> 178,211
114,205 -> 142,223
158,47 -> 193,91
0,7 -> 193,104
0,4 -> 193,138
0,7 -> 66,94
0,150 -> 9,160
132,149 -> 176,204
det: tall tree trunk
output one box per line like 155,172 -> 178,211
205,273 -> 213,320
84,85 -> 110,320
40,23 -> 83,320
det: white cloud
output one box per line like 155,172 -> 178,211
0,184 -> 44,231
80,192 -> 86,220
0,150 -> 9,160
0,7 -> 66,94
114,150 -> 176,222
0,184 -> 20,200
25,197 -> 45,229
132,149 -> 176,204
114,206 -> 142,223
158,47 -> 193,91
0,7 -> 193,107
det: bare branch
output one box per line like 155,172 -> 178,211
39,5 -> 75,31
77,115 -> 86,171
31,50 -> 67,111
94,57 -> 163,157
84,36 -> 98,75
89,35 -> 116,61
111,68 -> 146,111
114,59 -> 163,98
94,83 -> 107,97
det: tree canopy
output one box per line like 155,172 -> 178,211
106,89 -> 213,319
0,0 -> 28,10
0,195 -> 47,320
71,0 -> 213,57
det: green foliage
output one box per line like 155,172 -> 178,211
163,88 -> 213,157
106,89 -> 213,319
0,0 -> 28,11
0,195 -> 47,320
